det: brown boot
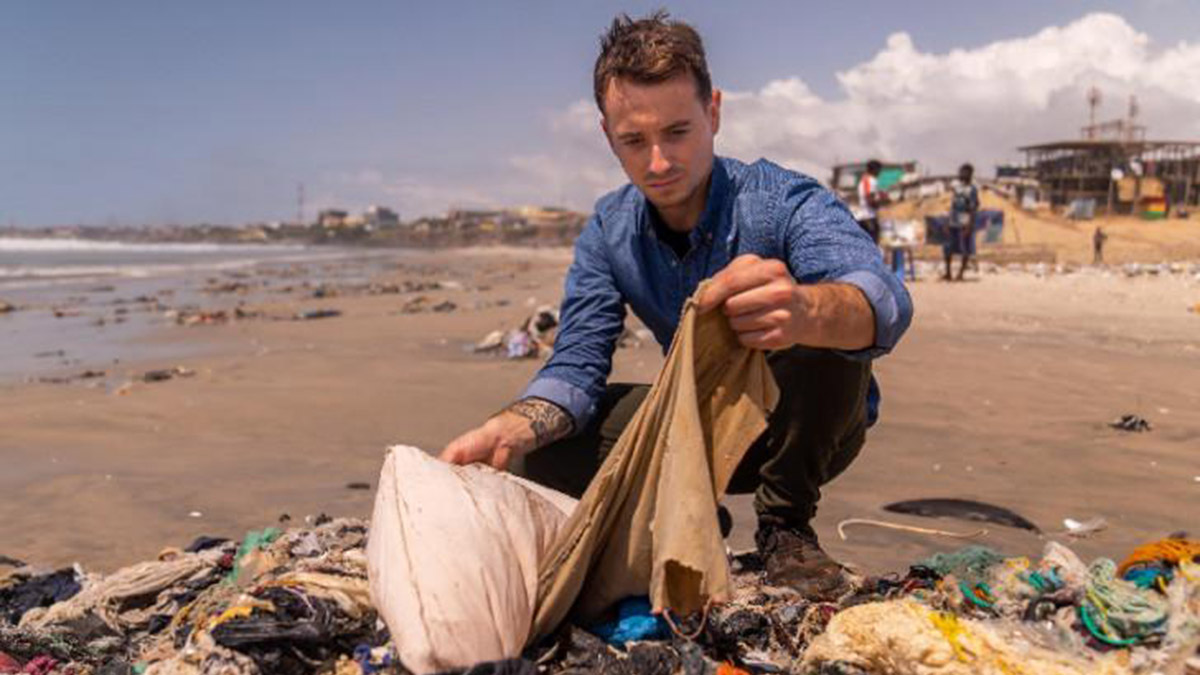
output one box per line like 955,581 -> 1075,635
755,524 -> 848,599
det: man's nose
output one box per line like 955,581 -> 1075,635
648,144 -> 671,175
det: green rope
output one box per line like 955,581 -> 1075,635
920,546 -> 1007,586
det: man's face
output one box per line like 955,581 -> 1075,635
600,74 -> 720,226
959,166 -> 973,182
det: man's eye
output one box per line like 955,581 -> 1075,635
624,138 -> 645,148
670,128 -> 688,137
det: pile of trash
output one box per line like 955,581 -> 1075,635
1,518 -> 386,675
4,523 -> 1198,674
473,306 -> 560,359
472,306 -> 653,360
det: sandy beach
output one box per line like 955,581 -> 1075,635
2,244 -> 1197,578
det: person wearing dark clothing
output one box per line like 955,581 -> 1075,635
945,163 -> 979,281
1093,226 -> 1108,265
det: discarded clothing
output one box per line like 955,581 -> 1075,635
800,598 -> 1128,674
0,568 -> 82,624
368,446 -> 576,673
367,285 -> 776,672
531,288 -> 777,639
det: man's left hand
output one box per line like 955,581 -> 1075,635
696,254 -> 811,350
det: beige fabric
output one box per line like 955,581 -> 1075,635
22,551 -> 222,632
530,289 -> 779,640
367,445 -> 576,674
800,599 -> 1130,675
368,286 -> 777,671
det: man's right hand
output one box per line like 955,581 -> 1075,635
439,397 -> 575,471
439,411 -> 536,470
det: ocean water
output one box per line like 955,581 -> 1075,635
0,237 -> 316,290
0,237 -> 382,383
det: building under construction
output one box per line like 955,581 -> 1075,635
1019,91 -> 1200,216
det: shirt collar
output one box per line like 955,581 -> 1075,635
639,156 -> 730,247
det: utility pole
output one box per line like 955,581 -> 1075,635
1085,87 -> 1101,139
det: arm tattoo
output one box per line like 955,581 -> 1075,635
505,397 -> 575,450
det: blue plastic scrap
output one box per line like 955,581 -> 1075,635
589,597 -> 670,646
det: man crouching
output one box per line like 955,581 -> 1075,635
441,11 -> 913,599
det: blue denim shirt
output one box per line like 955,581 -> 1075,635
523,156 -> 913,432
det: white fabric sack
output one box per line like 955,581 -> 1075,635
367,445 -> 577,674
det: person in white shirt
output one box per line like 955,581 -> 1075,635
856,160 -> 885,244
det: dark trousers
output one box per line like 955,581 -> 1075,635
516,347 -> 872,536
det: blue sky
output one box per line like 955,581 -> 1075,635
3,1 -> 1198,226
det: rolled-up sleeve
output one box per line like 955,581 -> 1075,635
778,180 -> 913,360
521,215 -> 626,431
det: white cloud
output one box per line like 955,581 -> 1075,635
515,12 -> 1200,211
330,13 -> 1200,217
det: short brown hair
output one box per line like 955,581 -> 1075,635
593,10 -> 712,114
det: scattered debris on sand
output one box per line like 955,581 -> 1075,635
1111,414 -> 1153,432
2,521 -> 1196,674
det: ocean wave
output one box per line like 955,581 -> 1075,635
0,248 -> 391,289
0,237 -> 306,253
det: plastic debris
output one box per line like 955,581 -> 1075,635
883,498 -> 1041,532
294,308 -> 342,321
588,597 -> 668,646
1110,414 -> 1152,432
1063,517 -> 1108,539
141,366 -> 195,383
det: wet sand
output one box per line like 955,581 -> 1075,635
1,247 -> 1198,575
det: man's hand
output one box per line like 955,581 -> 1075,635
439,398 -> 573,470
697,254 -> 875,351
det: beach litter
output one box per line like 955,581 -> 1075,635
3,518 -> 1198,673
169,307 -> 263,326
1063,517 -> 1109,539
883,498 -> 1042,533
369,290 -> 775,673
473,306 -> 559,360
141,367 -> 195,384
1111,414 -> 1153,432
294,309 -> 342,321
0,568 -> 83,624
35,370 -> 106,385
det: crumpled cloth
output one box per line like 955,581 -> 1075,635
800,599 -> 1129,675
530,285 -> 778,640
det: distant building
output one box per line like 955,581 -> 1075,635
317,209 -> 349,228
829,161 -> 918,204
1020,92 -> 1200,214
1019,139 -> 1200,214
365,205 -> 399,229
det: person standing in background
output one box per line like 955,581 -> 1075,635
856,160 -> 886,244
1093,226 -> 1108,265
946,163 -> 979,281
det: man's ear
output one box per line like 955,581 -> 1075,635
710,88 -> 722,135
